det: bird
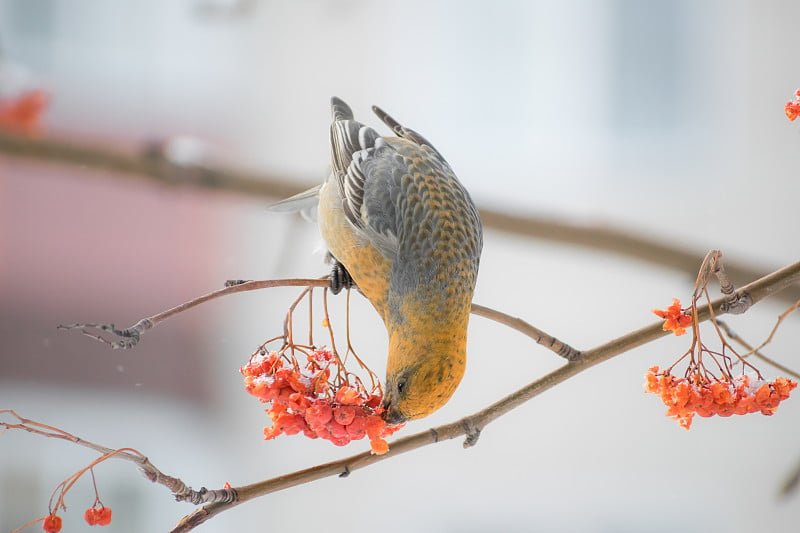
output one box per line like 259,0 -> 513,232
272,97 -> 483,424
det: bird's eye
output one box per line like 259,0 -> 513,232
396,378 -> 407,395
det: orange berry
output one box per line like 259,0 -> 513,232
365,415 -> 386,439
734,394 -> 756,416
275,412 -> 306,435
709,381 -> 733,405
263,425 -> 282,440
370,437 -> 390,455
306,402 -> 333,428
365,394 -> 382,409
773,377 -> 797,399
287,372 -> 310,393
346,414 -> 367,439
671,381 -> 691,408
677,415 -> 693,430
334,386 -> 362,405
381,420 -> 405,437
85,506 -> 113,526
98,506 -> 113,526
42,515 -> 62,532
329,435 -> 352,446
786,100 -> 800,121
288,392 -> 311,411
326,420 -> 349,439
334,405 -> 357,426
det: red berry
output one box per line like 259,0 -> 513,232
333,405 -> 356,426
346,414 -> 367,439
96,506 -> 113,526
42,515 -> 62,532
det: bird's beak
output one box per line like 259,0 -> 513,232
381,394 -> 407,425
382,407 -> 407,425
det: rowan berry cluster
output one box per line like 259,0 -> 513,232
785,89 -> 800,121
38,504 -> 113,532
241,347 -> 403,454
645,366 -> 797,430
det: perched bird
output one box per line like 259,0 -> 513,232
273,97 -> 482,423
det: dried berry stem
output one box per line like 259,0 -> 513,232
688,252 -> 763,379
716,319 -> 800,380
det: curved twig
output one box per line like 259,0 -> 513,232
57,277 -> 578,359
57,278 -> 329,348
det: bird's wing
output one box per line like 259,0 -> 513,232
329,98 -> 460,261
329,97 -> 403,259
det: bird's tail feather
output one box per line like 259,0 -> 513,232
331,96 -> 354,122
267,184 -> 322,222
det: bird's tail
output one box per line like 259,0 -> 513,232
372,104 -> 444,161
331,96 -> 354,122
267,184 -> 322,222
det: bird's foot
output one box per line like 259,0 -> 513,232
330,261 -> 355,295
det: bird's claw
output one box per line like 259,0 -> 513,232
330,261 -> 355,295
224,279 -> 252,287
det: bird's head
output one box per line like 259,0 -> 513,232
381,352 -> 465,424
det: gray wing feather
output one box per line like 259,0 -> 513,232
329,99 -> 465,261
330,100 -> 402,258
359,142 -> 404,257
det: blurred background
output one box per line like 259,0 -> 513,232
1,1 -> 799,531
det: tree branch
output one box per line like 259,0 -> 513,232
3,132 -> 796,304
171,260 -> 800,532
0,410 -> 208,502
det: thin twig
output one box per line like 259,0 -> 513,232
57,277 -> 577,360
282,286 -> 314,345
751,299 -> 800,355
57,278 -> 329,348
716,320 -> 800,380
470,303 -> 581,360
170,259 -> 800,532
